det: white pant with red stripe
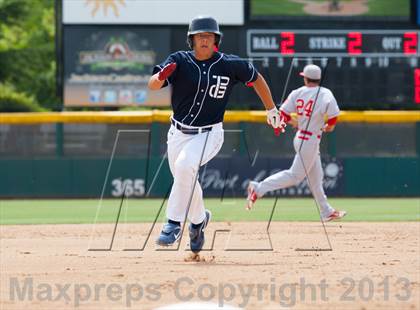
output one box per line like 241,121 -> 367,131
254,130 -> 334,218
166,122 -> 224,224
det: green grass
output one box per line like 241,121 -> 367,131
252,0 -> 305,15
366,0 -> 410,16
0,198 -> 419,225
251,0 -> 410,17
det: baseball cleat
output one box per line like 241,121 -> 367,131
323,210 -> 347,222
246,181 -> 259,210
189,209 -> 211,253
156,222 -> 181,246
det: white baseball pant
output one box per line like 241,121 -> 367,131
166,122 -> 224,224
254,133 -> 334,218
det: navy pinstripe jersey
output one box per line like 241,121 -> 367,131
153,51 -> 258,127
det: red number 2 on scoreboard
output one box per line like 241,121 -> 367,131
403,32 -> 418,55
296,99 -> 314,117
348,32 -> 362,55
280,32 -> 295,54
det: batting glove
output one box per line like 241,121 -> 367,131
158,63 -> 177,81
266,107 -> 286,135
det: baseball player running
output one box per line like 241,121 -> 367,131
246,64 -> 346,222
148,16 -> 285,253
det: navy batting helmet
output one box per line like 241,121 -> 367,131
187,16 -> 222,49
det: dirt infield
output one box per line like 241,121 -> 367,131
290,0 -> 369,16
1,222 -> 419,309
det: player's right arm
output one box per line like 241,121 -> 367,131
148,54 -> 178,90
148,63 -> 177,90
322,90 -> 340,133
148,73 -> 166,90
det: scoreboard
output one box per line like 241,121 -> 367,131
248,30 -> 418,57
246,30 -> 420,108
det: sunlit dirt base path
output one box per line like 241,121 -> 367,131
1,222 -> 419,309
290,0 -> 369,16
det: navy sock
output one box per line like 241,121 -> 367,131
168,219 -> 180,226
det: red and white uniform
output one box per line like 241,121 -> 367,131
282,85 -> 339,138
253,85 -> 339,218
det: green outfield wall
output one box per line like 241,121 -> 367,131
0,111 -> 419,198
0,157 -> 418,198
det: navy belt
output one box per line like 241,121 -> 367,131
171,119 -> 212,135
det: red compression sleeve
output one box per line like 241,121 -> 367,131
327,116 -> 338,126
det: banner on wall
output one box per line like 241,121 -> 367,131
63,0 -> 244,25
199,157 -> 345,198
63,27 -> 171,107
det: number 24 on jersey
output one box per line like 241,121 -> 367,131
296,99 -> 314,117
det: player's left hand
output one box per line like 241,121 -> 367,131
266,107 -> 281,128
267,107 -> 286,135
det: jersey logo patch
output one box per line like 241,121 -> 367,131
209,75 -> 230,99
